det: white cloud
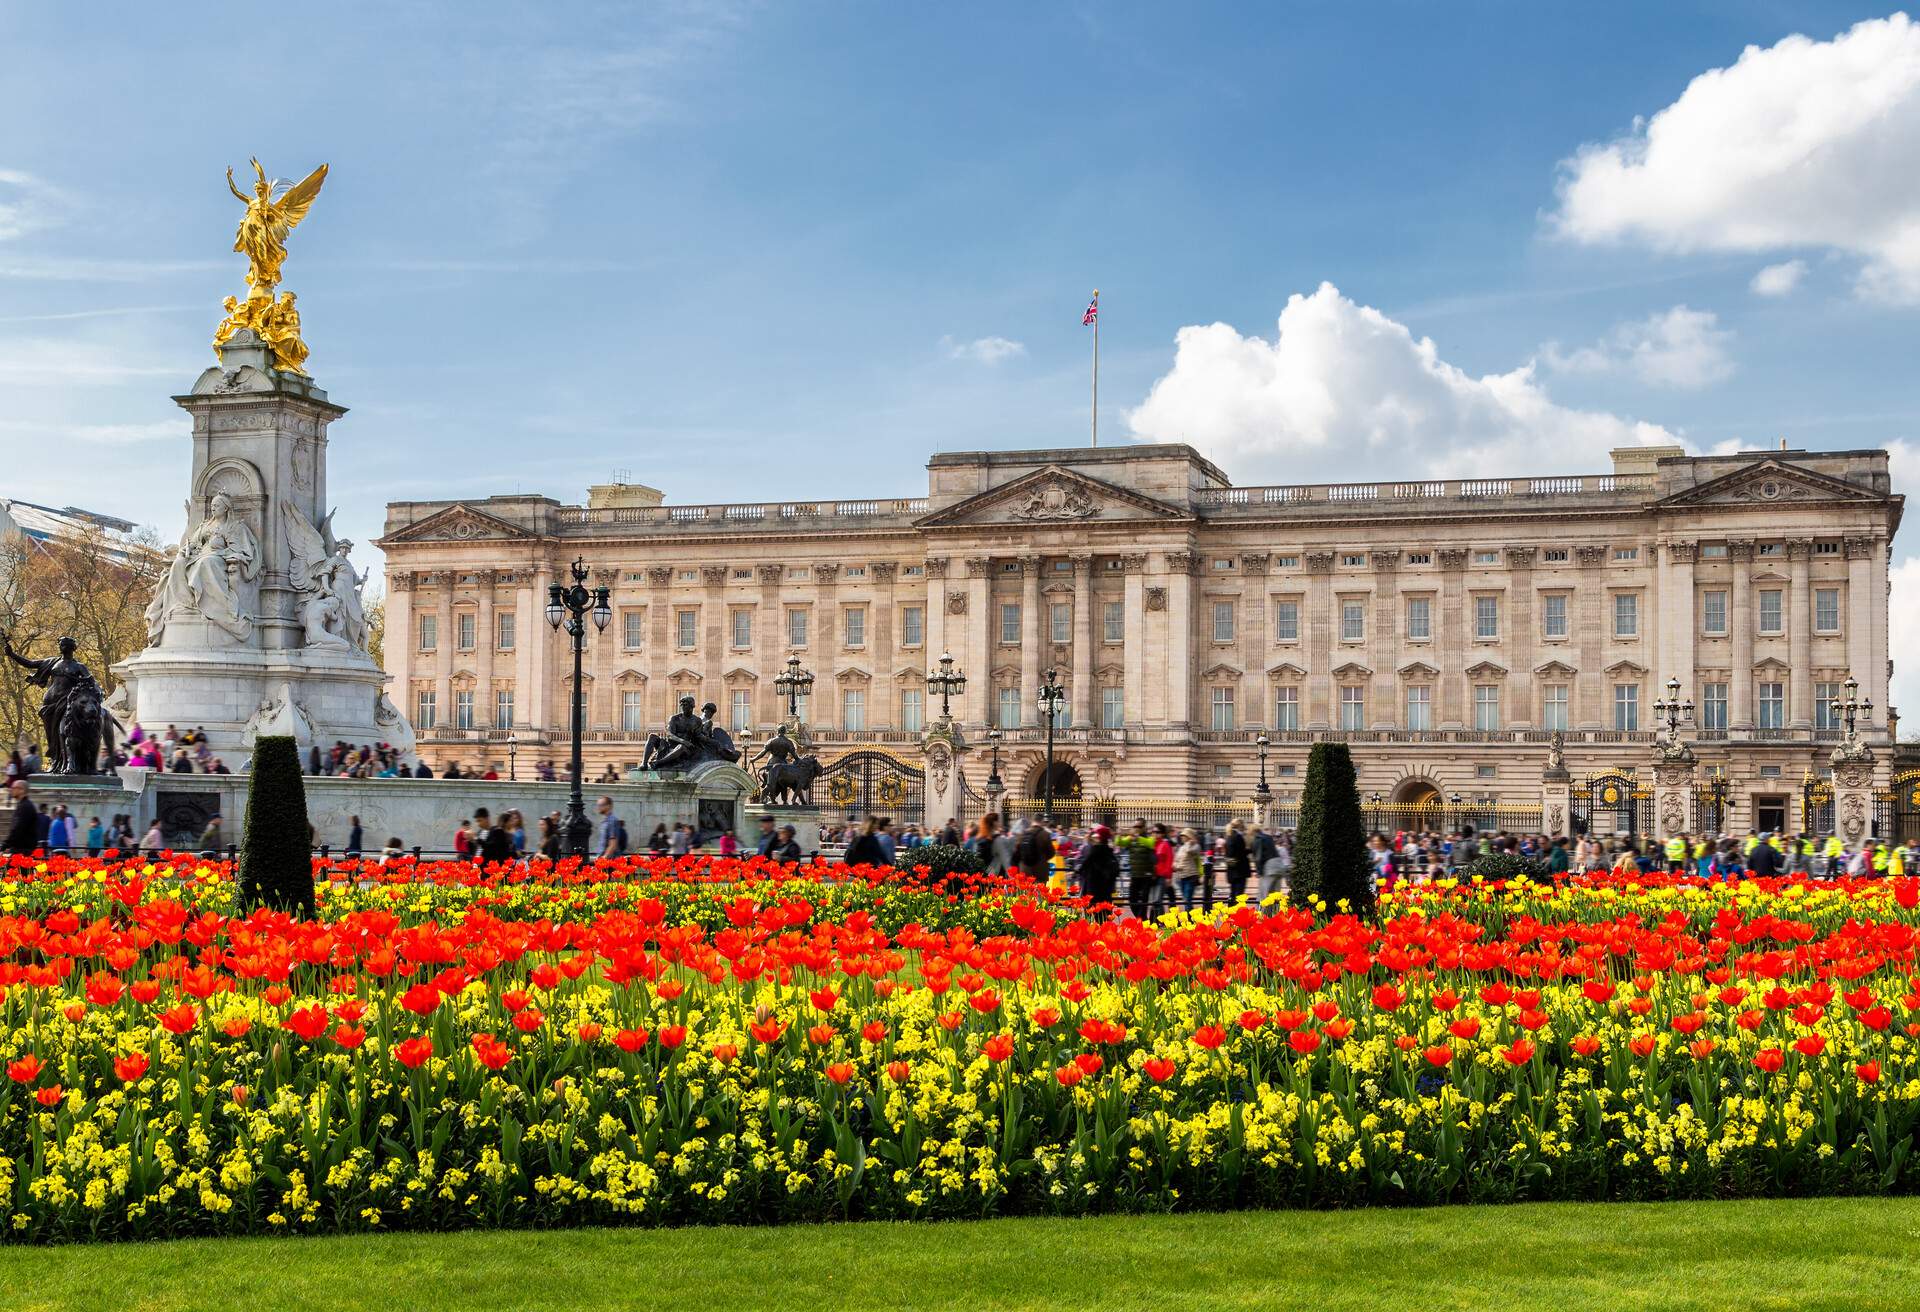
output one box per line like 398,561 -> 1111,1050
1750,260 -> 1808,297
942,334 -> 1027,365
1552,14 -> 1920,301
0,169 -> 69,243
1126,282 -> 1676,483
1542,305 -> 1734,389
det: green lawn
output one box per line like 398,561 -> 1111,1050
4,1199 -> 1917,1312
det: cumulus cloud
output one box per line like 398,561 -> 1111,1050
0,169 -> 68,243
1750,260 -> 1808,297
1552,13 -> 1920,301
942,335 -> 1027,365
1126,282 -> 1675,483
1542,305 -> 1735,389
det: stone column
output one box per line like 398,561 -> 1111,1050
1121,554 -> 1146,728
1070,555 -> 1093,727
872,561 -> 898,726
1659,540 -> 1696,724
1541,738 -> 1571,839
1368,551 -> 1398,728
1845,536 -> 1879,733
965,557 -> 993,727
1304,551 -> 1334,730
1729,540 -> 1755,731
814,563 -> 841,725
1505,546 -> 1535,728
647,565 -> 673,725
1786,539 -> 1812,729
476,569 -> 497,726
1831,744 -> 1876,847
433,574 -> 454,731
701,564 -> 728,702
920,721 -> 962,830
384,569 -> 415,700
924,558 -> 950,700
756,564 -> 784,727
1166,550 -> 1199,729
1653,748 -> 1696,842
1242,552 -> 1271,726
1018,556 -> 1041,726
590,567 -> 616,730
1574,545 -> 1607,728
1437,549 -> 1467,728
527,562 -> 555,736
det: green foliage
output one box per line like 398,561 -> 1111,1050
1290,742 -> 1374,917
1463,851 -> 1552,885
898,842 -> 987,897
238,735 -> 316,918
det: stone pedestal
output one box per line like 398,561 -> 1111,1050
1541,755 -> 1571,839
111,334 -> 412,772
920,721 -> 963,831
1830,745 -> 1876,847
1653,752 -> 1696,842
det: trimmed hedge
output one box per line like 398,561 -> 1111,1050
239,735 -> 316,918
1291,742 -> 1374,917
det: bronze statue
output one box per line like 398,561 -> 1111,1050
2,634 -> 114,775
748,725 -> 818,805
699,702 -> 741,764
642,694 -> 720,772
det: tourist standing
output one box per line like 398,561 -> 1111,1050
1223,819 -> 1251,904
4,781 -> 38,856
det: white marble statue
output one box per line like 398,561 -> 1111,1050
145,491 -> 261,644
283,502 -> 368,653
244,681 -> 316,756
374,690 -> 417,760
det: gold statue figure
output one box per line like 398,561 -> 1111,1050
214,158 -> 327,375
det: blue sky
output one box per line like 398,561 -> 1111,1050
5,2 -> 1920,694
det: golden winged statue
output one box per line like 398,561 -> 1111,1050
214,159 -> 327,375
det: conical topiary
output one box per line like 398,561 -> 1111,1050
238,735 -> 316,918
1290,741 -> 1374,917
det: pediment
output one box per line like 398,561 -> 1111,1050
668,667 -> 703,683
1093,662 -> 1125,680
1751,569 -> 1790,584
380,503 -> 536,545
615,667 -> 648,684
1604,660 -> 1647,676
1267,661 -> 1307,679
723,666 -> 757,682
1535,660 -> 1578,679
1752,656 -> 1791,673
1397,661 -> 1439,679
893,668 -> 925,683
1653,458 -> 1887,511
1331,661 -> 1373,679
1464,660 -> 1509,679
916,464 -> 1191,529
835,666 -> 872,683
1201,661 -> 1243,679
990,663 -> 1021,680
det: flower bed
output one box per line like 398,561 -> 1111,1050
1,852 -> 1917,1240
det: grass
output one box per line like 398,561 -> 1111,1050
4,1198 -> 1920,1312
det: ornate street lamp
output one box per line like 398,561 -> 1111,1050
927,652 -> 967,723
1037,667 -> 1067,824
1254,733 -> 1272,803
774,655 -> 815,729
1654,676 -> 1694,746
1449,791 -> 1464,833
506,730 -> 517,783
1831,675 -> 1873,746
546,557 -> 610,858
985,727 -> 1004,794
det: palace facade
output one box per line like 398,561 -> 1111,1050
378,442 -> 1902,834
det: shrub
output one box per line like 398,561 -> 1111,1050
1463,850 -> 1552,885
1291,742 -> 1374,917
239,735 -> 316,918
900,842 -> 986,880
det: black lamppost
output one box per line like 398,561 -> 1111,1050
927,652 -> 966,723
1654,676 -> 1694,745
1831,674 -> 1873,744
1366,790 -> 1382,830
507,731 -> 517,783
775,655 -> 815,728
985,728 -> 1004,791
1254,733 -> 1272,804
1037,667 -> 1067,824
1449,791 -> 1464,833
546,557 -> 610,857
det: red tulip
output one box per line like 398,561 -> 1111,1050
659,1025 -> 687,1050
810,988 -> 839,1012
1422,1045 -> 1453,1068
158,1004 -> 199,1036
807,1024 -> 836,1045
1191,1025 -> 1228,1051
1031,1007 -> 1061,1029
333,1024 -> 368,1049
394,1037 -> 433,1069
576,1022 -> 603,1042
1582,980 -> 1616,1004
1448,1017 -> 1481,1041
1055,1061 -> 1084,1087
1371,985 -> 1404,1011
1571,1035 -> 1602,1057
1288,1029 -> 1323,1055
1792,1034 -> 1826,1058
114,1052 -> 150,1082
35,1084 -> 62,1107
748,1018 -> 786,1044
887,1060 -> 912,1084
1629,1033 -> 1657,1058
712,1043 -> 739,1064
7,1054 -> 41,1083
983,1033 -> 1014,1063
401,984 -> 441,1016
861,1022 -> 888,1044
1142,1057 -> 1177,1083
1754,1048 -> 1785,1073
284,1005 -> 329,1042
1502,1040 -> 1535,1065
825,1062 -> 855,1085
1857,1060 -> 1882,1084
1689,1039 -> 1716,1060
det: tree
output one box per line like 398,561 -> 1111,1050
0,522 -> 163,754
365,591 -> 385,669
238,735 -> 317,918
1290,742 -> 1374,917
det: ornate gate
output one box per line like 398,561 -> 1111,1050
1572,770 -> 1649,837
818,750 -> 924,827
1800,774 -> 1834,836
1887,768 -> 1920,844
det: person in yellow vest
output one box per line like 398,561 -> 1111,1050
1822,834 -> 1845,878
1663,833 -> 1688,875
1742,831 -> 1761,857
1691,837 -> 1712,878
1891,843 -> 1908,878
1872,843 -> 1890,875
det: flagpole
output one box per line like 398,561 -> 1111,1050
1090,288 -> 1099,448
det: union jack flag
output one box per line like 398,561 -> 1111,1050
1082,292 -> 1098,326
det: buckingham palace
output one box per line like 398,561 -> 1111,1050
378,441 -> 1902,834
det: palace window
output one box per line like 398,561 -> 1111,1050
678,569 -> 697,582
1406,551 -> 1432,565
903,564 -> 924,577
617,611 -> 641,651
1101,686 -> 1124,729
1473,684 -> 1500,731
1815,681 -> 1839,732
900,688 -> 923,733
1758,589 -> 1783,635
1542,684 -> 1568,731
456,613 -> 476,651
1474,595 -> 1499,640
1542,548 -> 1569,563
677,609 -> 698,649
731,609 -> 752,648
621,690 -> 645,733
842,689 -> 865,731
1275,555 -> 1300,569
1050,602 -> 1071,644
1211,600 -> 1235,643
787,608 -> 808,647
494,689 -> 513,728
1756,681 -> 1786,729
1340,601 -> 1364,643
418,614 -> 437,651
999,603 -> 1021,644
496,612 -> 515,651
1274,686 -> 1299,730
1210,687 -> 1236,732
1103,600 -> 1124,643
997,687 -> 1021,729
1342,554 -> 1367,567
1613,546 -> 1639,562
454,689 -> 475,730
1702,683 -> 1728,731
1273,600 -> 1300,642
1701,590 -> 1727,635
1406,596 -> 1431,641
844,566 -> 866,579
731,689 -> 752,732
1815,588 -> 1840,633
1405,685 -> 1431,731
1699,543 -> 1726,558
901,605 -> 924,647
1613,683 -> 1639,731
1474,550 -> 1498,565
1814,541 -> 1840,556
1613,593 -> 1638,638
415,690 -> 436,729
1542,594 -> 1568,639
844,606 -> 866,648
1339,685 -> 1365,731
